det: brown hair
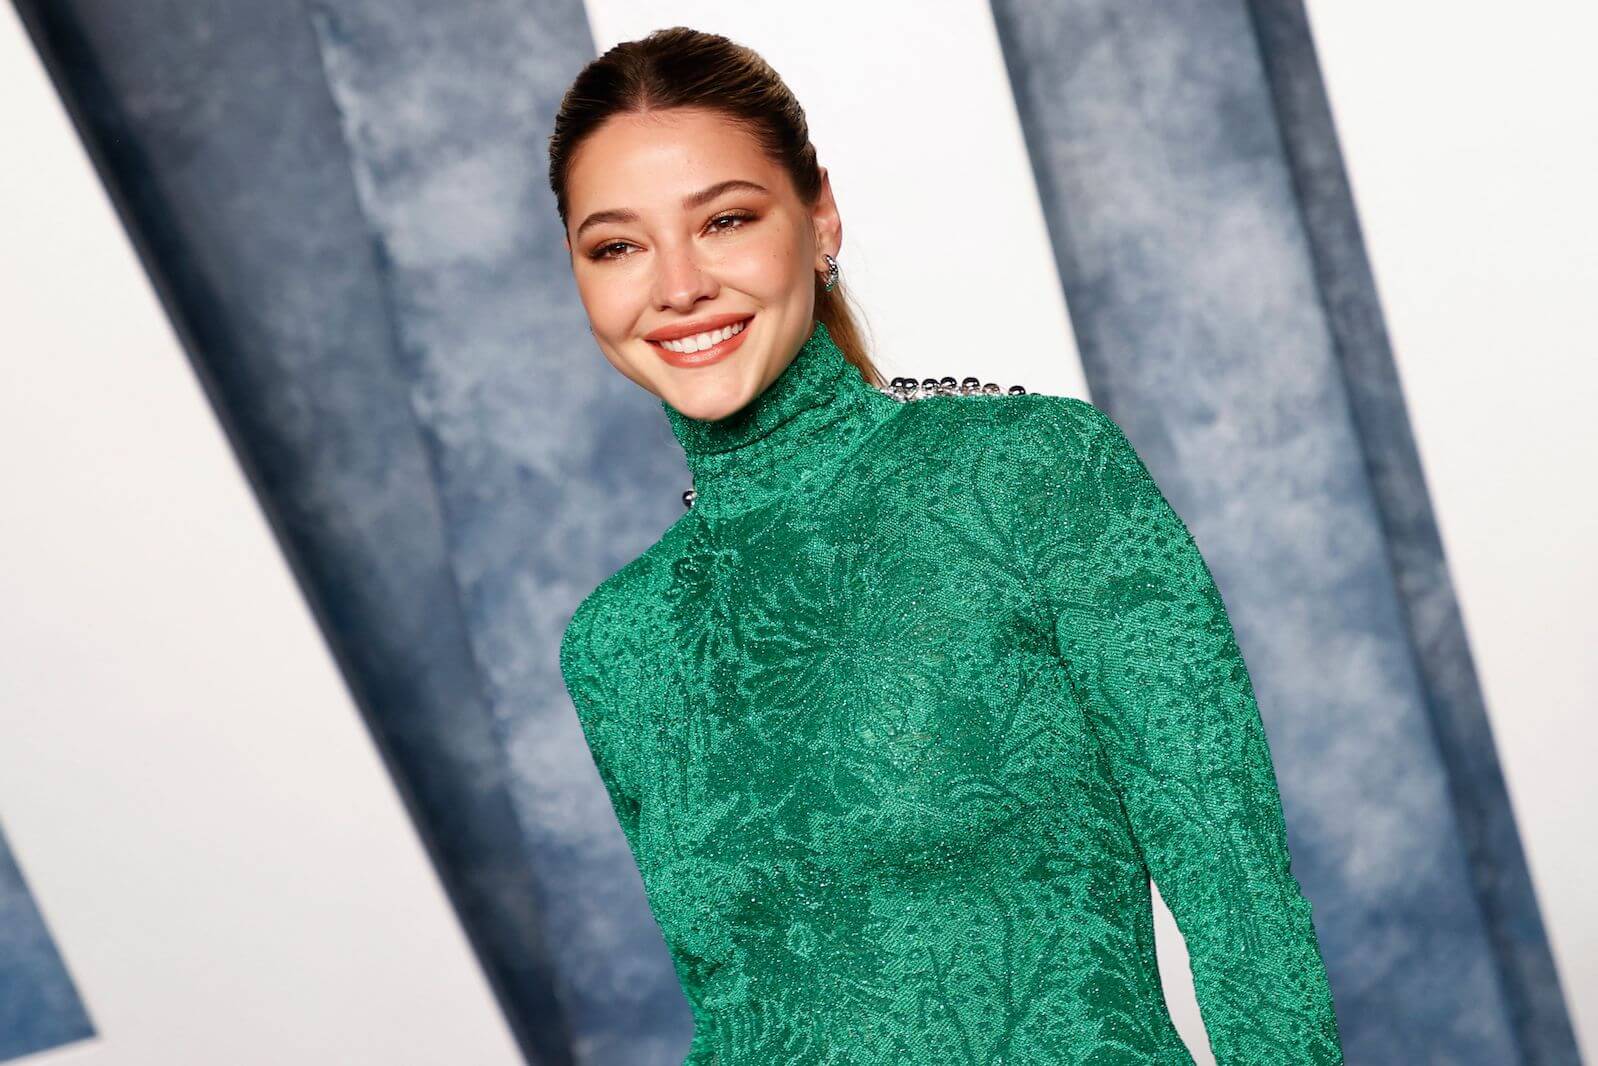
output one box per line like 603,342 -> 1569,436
547,26 -> 883,387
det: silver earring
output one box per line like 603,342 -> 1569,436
822,253 -> 839,293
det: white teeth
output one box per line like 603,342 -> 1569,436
659,318 -> 747,353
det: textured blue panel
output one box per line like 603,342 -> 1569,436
303,5 -> 696,1062
986,0 -> 1568,1061
11,1 -> 570,1061
0,821 -> 93,1062
1246,5 -> 1581,1062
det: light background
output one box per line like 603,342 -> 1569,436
0,0 -> 1591,1061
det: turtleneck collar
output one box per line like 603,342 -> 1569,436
661,319 -> 889,518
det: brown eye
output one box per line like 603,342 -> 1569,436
590,241 -> 632,261
707,211 -> 754,233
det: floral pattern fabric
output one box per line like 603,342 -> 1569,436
559,320 -> 1344,1064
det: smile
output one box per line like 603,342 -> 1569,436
649,315 -> 754,369
656,317 -> 749,353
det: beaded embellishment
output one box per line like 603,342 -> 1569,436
682,376 -> 1029,508
880,375 -> 1029,403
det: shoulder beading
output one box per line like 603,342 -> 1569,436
878,376 -> 1029,402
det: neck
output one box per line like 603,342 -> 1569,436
662,319 -> 886,518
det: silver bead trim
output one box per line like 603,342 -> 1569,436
877,377 -> 1029,403
682,378 -> 1029,507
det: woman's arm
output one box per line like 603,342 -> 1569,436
1037,398 -> 1344,1064
560,594 -> 645,852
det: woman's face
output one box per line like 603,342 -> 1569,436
563,107 -> 842,422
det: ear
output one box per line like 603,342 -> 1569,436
812,165 -> 843,263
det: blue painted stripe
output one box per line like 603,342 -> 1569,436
10,0 -> 573,1059
0,821 -> 93,1062
1247,5 -> 1581,1061
302,1 -> 695,1058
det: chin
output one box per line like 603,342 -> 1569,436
665,383 -> 755,422
667,362 -> 767,418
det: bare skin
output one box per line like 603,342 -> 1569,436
562,107 -> 843,422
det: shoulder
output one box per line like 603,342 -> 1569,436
558,520 -> 692,705
873,388 -> 1130,484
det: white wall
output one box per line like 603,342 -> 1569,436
1305,2 -> 1598,1056
0,7 -> 522,1064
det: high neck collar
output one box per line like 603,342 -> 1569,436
661,319 -> 888,518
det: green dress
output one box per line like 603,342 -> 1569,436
559,319 -> 1344,1064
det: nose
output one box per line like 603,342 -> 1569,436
650,238 -> 718,312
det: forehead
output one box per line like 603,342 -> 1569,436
566,108 -> 785,216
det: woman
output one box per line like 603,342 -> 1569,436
553,26 -> 1344,1065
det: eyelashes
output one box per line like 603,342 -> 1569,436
587,210 -> 757,262
704,209 -> 756,235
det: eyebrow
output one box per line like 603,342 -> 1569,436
573,179 -> 770,239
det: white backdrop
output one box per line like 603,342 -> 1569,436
1,0 -> 1592,1062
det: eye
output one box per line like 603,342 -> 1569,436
589,240 -> 634,262
706,210 -> 755,233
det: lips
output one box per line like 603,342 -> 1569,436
643,311 -> 756,343
649,314 -> 754,369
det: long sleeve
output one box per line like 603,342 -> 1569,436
559,596 -> 644,853
1038,398 -> 1344,1064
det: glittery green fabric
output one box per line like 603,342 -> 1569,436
559,320 -> 1344,1064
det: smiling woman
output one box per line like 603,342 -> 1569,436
546,25 -> 1344,1066
554,99 -> 866,420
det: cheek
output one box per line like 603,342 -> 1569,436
716,223 -> 810,300
574,267 -> 641,337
